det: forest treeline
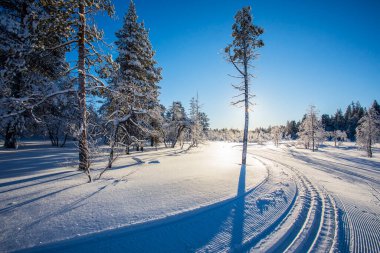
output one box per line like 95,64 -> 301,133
209,100 -> 380,157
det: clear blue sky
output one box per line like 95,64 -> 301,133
96,0 -> 380,129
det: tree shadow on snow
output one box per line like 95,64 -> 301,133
25,185 -> 109,230
0,143 -> 78,179
0,183 -> 83,215
230,164 -> 246,251
19,165 -> 249,253
0,171 -> 80,194
291,152 -> 379,185
327,153 -> 380,171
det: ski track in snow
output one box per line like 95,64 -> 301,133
249,154 -> 339,253
1,141 -> 379,252
252,146 -> 380,253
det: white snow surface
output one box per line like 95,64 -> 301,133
0,141 -> 265,252
0,140 -> 379,252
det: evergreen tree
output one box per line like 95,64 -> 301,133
285,120 -> 298,139
371,100 -> 380,115
163,101 -> 189,148
198,112 -> 210,132
113,0 -> 161,111
331,109 -> 346,146
99,0 -> 162,178
0,0 -> 70,148
321,114 -> 334,132
333,109 -> 345,131
225,6 -> 264,166
356,107 -> 380,157
189,95 -> 203,147
344,101 -> 365,141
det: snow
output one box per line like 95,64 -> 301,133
0,141 -> 265,252
0,140 -> 379,252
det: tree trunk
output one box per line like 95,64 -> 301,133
99,123 -> 119,179
368,138 -> 372,158
311,116 -> 315,152
4,125 -> 17,149
241,47 -> 249,166
171,125 -> 184,148
77,1 -> 91,182
60,134 -> 68,147
125,145 -> 130,154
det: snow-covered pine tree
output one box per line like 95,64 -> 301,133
189,95 -> 202,147
112,0 -> 161,116
332,109 -> 345,146
163,101 -> 189,148
285,120 -> 298,140
198,112 -> 210,132
344,101 -> 365,141
356,107 -> 380,158
371,100 -> 380,116
298,105 -> 324,151
0,0 -> 70,148
225,6 -> 264,166
137,19 -> 162,146
99,0 -> 162,177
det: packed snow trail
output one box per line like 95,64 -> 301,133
249,154 -> 339,253
252,145 -> 380,253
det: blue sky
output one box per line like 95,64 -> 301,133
96,0 -> 380,129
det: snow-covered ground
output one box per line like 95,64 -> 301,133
0,141 -> 379,252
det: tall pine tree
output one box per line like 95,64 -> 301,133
225,6 -> 264,166
99,0 -> 162,177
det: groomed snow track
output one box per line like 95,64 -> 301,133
247,154 -> 339,253
286,148 -> 380,253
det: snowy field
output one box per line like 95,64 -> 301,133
0,141 -> 379,252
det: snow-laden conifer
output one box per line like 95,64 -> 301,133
163,101 -> 189,148
0,0 -> 70,148
99,0 -> 162,177
356,107 -> 380,158
189,95 -> 203,147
